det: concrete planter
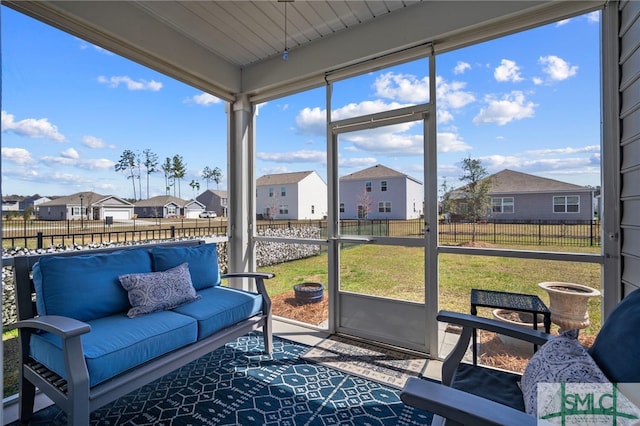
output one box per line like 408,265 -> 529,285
492,309 -> 545,353
538,281 -> 601,331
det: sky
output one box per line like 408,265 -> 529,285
1,6 -> 601,201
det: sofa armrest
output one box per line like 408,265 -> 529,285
15,315 -> 91,391
438,310 -> 552,385
401,377 -> 538,426
14,315 -> 92,338
222,272 -> 275,312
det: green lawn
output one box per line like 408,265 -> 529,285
259,243 -> 602,336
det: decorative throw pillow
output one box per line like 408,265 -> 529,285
119,263 -> 200,318
521,329 -> 609,416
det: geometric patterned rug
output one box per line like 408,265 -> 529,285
10,332 -> 433,425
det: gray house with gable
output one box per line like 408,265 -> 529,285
449,169 -> 596,222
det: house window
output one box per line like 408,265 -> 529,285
378,201 -> 391,213
339,203 -> 345,213
167,205 -> 177,216
221,198 -> 227,206
365,181 -> 372,192
279,205 -> 289,215
357,205 -> 366,219
553,196 -> 580,213
269,187 -> 274,197
492,197 -> 514,214
381,181 -> 387,192
72,206 -> 81,216
281,186 -> 286,196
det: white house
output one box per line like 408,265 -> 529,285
339,164 -> 423,220
256,171 -> 327,220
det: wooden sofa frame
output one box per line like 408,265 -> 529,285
12,240 -> 274,425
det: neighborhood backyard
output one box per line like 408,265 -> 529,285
2,218 -> 602,397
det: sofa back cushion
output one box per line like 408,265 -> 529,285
151,243 -> 221,290
589,288 -> 640,383
33,248 -> 153,322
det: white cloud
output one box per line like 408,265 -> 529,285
2,147 -> 34,164
82,135 -> 109,149
538,55 -> 578,82
257,150 -> 326,163
525,145 -> 600,156
494,59 -> 523,83
346,133 -> 424,155
586,11 -> 600,24
473,91 -> 537,126
97,75 -> 162,91
338,157 -> 378,169
555,18 -> 572,27
373,72 -> 429,103
1,110 -> 66,142
454,61 -> 471,75
259,166 -> 290,175
191,92 -> 221,106
61,148 -> 79,159
436,76 -> 475,109
40,154 -> 115,170
437,132 -> 472,153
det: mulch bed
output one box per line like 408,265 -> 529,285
271,290 -> 328,326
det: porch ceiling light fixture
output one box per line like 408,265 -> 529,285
279,0 -> 294,60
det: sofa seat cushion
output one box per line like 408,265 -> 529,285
452,362 -> 525,412
173,286 -> 262,340
151,244 -> 221,290
30,311 -> 197,387
33,247 -> 153,322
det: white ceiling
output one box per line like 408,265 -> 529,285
5,1 -> 602,101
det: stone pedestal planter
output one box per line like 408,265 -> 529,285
492,309 -> 545,353
538,281 -> 601,331
293,282 -> 325,304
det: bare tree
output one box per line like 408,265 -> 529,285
356,190 -> 374,219
161,157 -> 173,196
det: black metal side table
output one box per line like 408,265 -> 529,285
470,289 -> 551,365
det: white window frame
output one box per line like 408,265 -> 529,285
378,201 -> 391,213
281,186 -> 286,197
381,181 -> 388,192
365,181 -> 372,192
268,187 -> 274,197
279,205 -> 289,215
553,195 -> 580,213
492,197 -> 514,214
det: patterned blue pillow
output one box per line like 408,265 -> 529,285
521,329 -> 609,416
119,263 -> 200,318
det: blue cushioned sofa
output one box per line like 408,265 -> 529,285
12,240 -> 273,425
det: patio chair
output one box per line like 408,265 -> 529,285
401,288 -> 640,425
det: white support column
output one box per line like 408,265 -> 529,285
227,95 -> 256,290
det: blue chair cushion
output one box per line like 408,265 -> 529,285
29,310 -> 197,387
452,362 -> 525,412
173,286 -> 262,340
33,248 -> 153,322
589,288 -> 640,383
151,243 -> 221,290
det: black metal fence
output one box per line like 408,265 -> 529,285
2,218 -> 226,249
1,217 -> 601,250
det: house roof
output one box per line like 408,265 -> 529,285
134,195 -> 195,207
340,164 -> 422,184
452,169 -> 593,196
39,192 -> 132,206
256,171 -> 315,186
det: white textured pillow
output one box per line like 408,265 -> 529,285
521,329 -> 609,416
119,263 -> 200,318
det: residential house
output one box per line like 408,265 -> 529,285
448,169 -> 596,222
2,195 -> 22,214
256,171 -> 327,220
134,196 -> 205,219
21,195 -> 52,215
196,189 -> 228,217
339,165 -> 423,220
38,192 -> 134,221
